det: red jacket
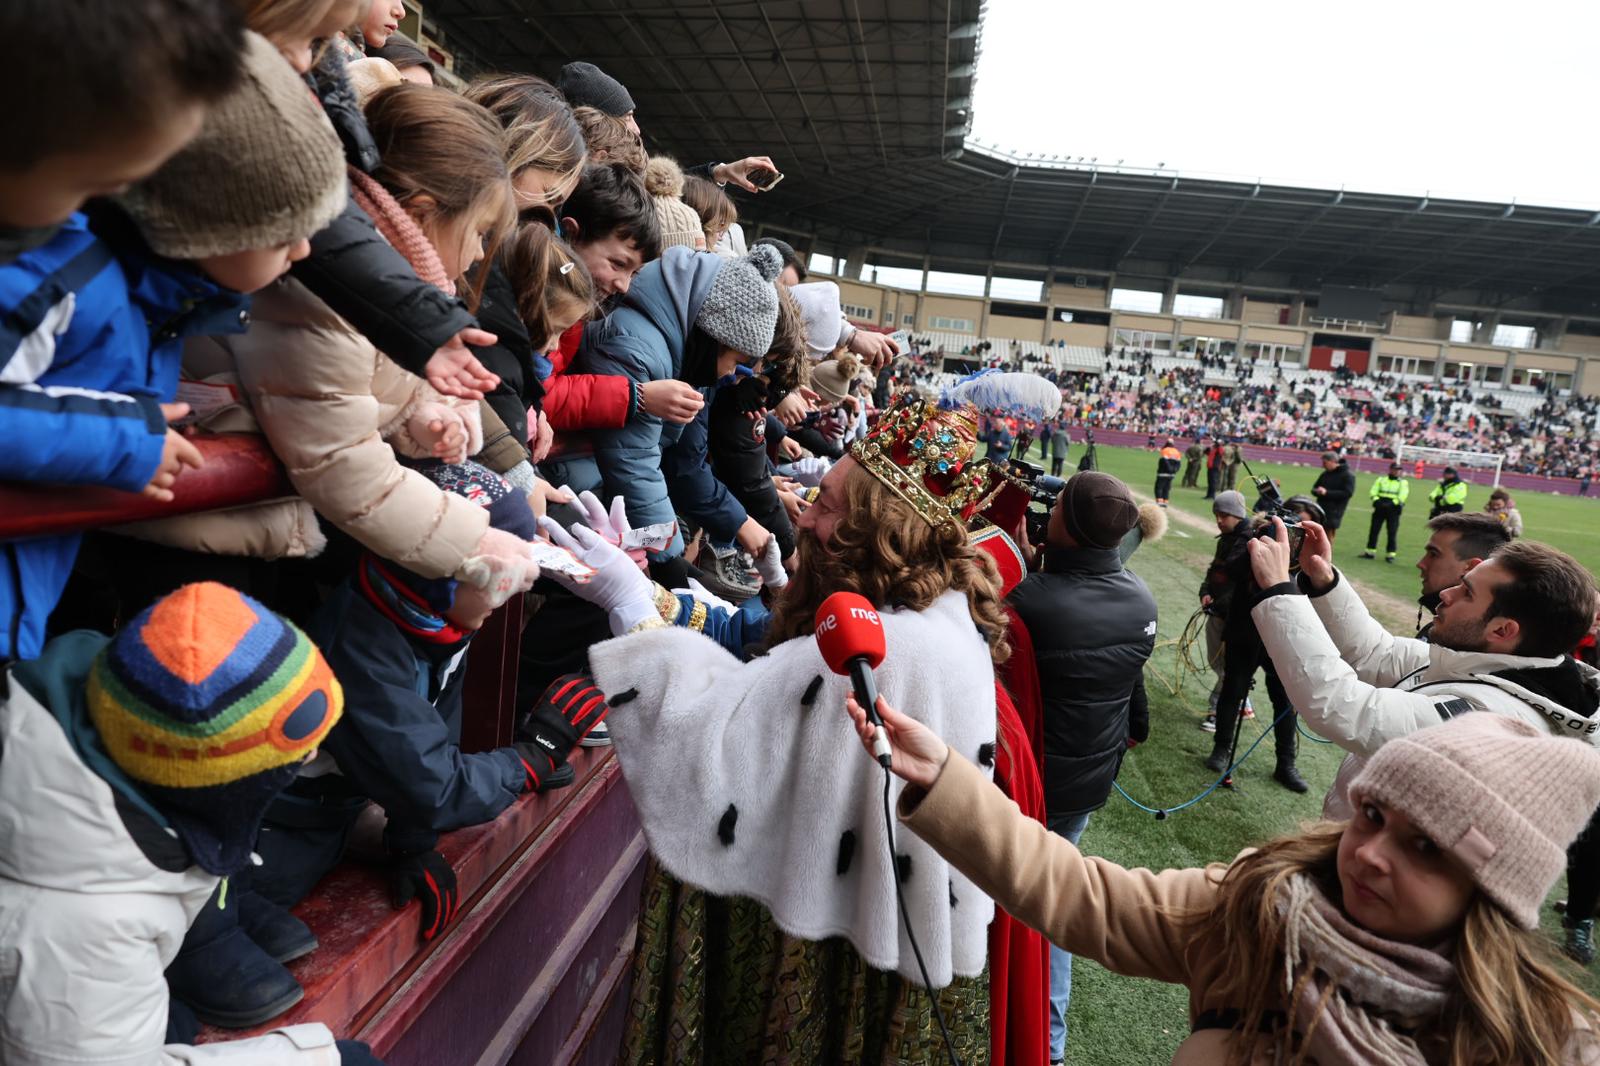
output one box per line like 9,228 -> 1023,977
543,320 -> 633,435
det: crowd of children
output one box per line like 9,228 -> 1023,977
0,0 -> 891,1058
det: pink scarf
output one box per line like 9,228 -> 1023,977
347,167 -> 454,296
1276,873 -> 1454,1065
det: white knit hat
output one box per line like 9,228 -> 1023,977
790,281 -> 844,360
1350,713 -> 1600,929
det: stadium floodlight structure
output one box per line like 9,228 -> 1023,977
1394,441 -> 1505,488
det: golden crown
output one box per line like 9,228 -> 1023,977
850,397 -> 1005,531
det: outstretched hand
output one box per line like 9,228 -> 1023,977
426,328 -> 500,400
844,694 -> 948,790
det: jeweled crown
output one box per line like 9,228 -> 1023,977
850,397 -> 1004,530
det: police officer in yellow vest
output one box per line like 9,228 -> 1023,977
1361,461 -> 1410,561
1428,465 -> 1469,519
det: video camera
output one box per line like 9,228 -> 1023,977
1242,458 -> 1306,572
1005,458 -> 1066,546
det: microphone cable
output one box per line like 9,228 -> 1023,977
1111,705 -> 1296,819
880,763 -> 962,1066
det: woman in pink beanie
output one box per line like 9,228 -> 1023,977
849,702 -> 1600,1064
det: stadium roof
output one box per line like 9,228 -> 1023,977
435,0 -> 1600,317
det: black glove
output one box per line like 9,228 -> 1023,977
389,850 -> 458,941
727,372 -> 770,414
515,673 -> 609,791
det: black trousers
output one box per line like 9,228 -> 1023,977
1204,466 -> 1219,498
1154,474 -> 1175,500
1366,506 -> 1401,554
1569,804 -> 1600,920
1212,622 -> 1297,763
1050,455 -> 1064,476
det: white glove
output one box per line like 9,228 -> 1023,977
568,488 -> 648,569
786,456 -> 831,487
754,535 -> 788,590
455,527 -> 540,607
538,516 -> 657,635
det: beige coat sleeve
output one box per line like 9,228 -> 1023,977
901,752 -> 1218,986
228,281 -> 488,578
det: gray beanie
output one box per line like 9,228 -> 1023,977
558,61 -> 636,117
1212,490 -> 1248,519
697,244 -> 783,358
121,32 -> 347,261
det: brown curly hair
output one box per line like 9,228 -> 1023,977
759,284 -> 810,399
765,458 -> 1010,666
573,105 -> 646,174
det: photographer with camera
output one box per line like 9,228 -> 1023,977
1200,489 -> 1310,791
1247,517 -> 1600,819
1006,471 -> 1156,1063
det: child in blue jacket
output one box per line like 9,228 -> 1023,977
0,32 -> 346,660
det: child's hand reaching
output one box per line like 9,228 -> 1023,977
425,328 -> 500,400
408,403 -> 470,464
141,402 -> 205,502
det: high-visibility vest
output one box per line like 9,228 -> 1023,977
1371,476 -> 1409,506
1430,480 -> 1468,506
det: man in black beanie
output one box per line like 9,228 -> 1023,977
1005,470 -> 1157,1062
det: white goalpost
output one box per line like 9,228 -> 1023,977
1394,441 -> 1505,488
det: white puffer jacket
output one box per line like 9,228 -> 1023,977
0,636 -> 341,1065
1253,571 -> 1600,818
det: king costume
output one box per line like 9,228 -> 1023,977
590,394 -> 1017,1064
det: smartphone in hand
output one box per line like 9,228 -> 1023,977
749,167 -> 784,191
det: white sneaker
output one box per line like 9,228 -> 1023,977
580,720 -> 612,748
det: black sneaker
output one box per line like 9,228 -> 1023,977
1358,551 -> 1375,559
1200,714 -> 1217,732
1566,917 -> 1596,966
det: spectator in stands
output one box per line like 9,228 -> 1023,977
643,156 -> 706,250
1153,440 -> 1181,507
1361,460 -> 1409,562
1006,472 -> 1155,1063
575,243 -> 786,586
198,83 -> 539,602
858,700 -> 1600,1066
755,235 -> 807,285
250,464 -> 601,955
1429,465 -> 1469,518
0,582 -> 379,1062
370,39 -> 436,85
1415,512 -> 1513,638
458,74 -> 586,488
1486,488 -> 1525,538
1181,438 -> 1203,488
681,173 -> 738,257
573,105 -> 647,174
0,0 -> 244,255
1310,450 -> 1355,541
0,30 -> 346,661
1250,522 -> 1600,820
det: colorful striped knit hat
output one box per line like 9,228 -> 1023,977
87,583 -> 343,874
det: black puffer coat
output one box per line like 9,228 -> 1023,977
1007,545 -> 1158,817
1311,460 -> 1356,527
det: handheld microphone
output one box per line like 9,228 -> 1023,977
814,591 -> 891,767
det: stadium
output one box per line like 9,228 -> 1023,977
5,0 -> 1600,1064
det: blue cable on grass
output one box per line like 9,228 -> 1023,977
1113,707 -> 1296,820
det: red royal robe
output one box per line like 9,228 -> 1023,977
989,672 -> 1049,1066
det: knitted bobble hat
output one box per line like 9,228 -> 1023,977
87,583 -> 344,875
1349,714 -> 1600,929
696,243 -> 784,359
644,156 -> 704,251
120,31 -> 347,262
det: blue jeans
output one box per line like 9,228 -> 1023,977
1047,809 -> 1092,1061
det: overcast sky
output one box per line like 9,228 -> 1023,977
970,0 -> 1600,210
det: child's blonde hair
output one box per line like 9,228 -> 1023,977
463,75 -> 586,205
573,105 -> 646,174
363,83 -> 516,300
503,223 -> 596,350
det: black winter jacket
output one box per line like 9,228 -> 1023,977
292,199 -> 477,378
305,580 -> 527,856
1311,461 -> 1356,525
1007,546 -> 1158,817
707,380 -> 795,557
472,260 -> 541,449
